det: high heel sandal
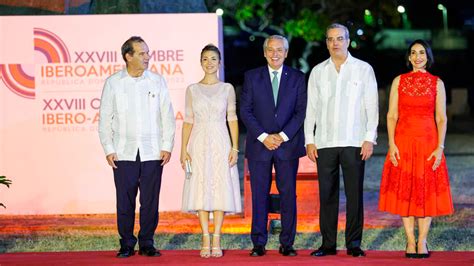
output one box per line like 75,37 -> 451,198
417,242 -> 430,259
200,233 -> 211,258
405,242 -> 417,259
211,234 -> 223,257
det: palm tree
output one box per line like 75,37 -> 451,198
0,176 -> 12,208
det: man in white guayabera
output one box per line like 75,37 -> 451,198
304,23 -> 378,258
99,36 -> 175,258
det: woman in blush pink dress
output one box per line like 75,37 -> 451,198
180,44 -> 241,258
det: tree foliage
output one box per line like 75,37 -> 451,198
206,0 -> 400,71
0,176 -> 12,209
90,0 -> 139,14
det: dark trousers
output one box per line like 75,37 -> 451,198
113,152 -> 163,249
317,147 -> 365,249
248,158 -> 299,248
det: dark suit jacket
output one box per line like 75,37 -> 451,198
240,65 -> 307,161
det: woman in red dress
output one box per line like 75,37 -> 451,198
379,40 -> 454,259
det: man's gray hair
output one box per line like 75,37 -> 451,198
326,23 -> 350,39
263,35 -> 289,51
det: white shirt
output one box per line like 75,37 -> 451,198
304,53 -> 378,149
98,69 -> 176,161
267,65 -> 282,87
257,65 -> 289,143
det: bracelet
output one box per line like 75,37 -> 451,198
232,148 -> 239,152
438,144 -> 445,149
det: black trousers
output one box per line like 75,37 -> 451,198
113,152 -> 163,249
317,147 -> 365,249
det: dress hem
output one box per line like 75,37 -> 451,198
378,208 -> 454,218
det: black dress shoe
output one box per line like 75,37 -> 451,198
249,245 -> 266,257
116,246 -> 135,258
138,246 -> 161,257
310,247 -> 337,257
347,247 -> 366,257
279,245 -> 297,256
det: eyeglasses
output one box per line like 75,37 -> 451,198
326,36 -> 346,43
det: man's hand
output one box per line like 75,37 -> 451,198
106,153 -> 118,169
273,134 -> 284,144
263,134 -> 283,150
160,151 -> 171,166
360,141 -> 374,161
306,144 -> 318,163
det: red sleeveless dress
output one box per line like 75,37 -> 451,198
379,71 -> 454,217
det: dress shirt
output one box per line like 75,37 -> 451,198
99,69 -> 176,161
257,65 -> 289,143
304,53 -> 378,149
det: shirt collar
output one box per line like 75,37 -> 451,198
267,65 -> 283,76
345,52 -> 354,64
119,69 -> 149,80
328,52 -> 354,67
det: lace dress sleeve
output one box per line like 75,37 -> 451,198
226,84 -> 238,121
184,85 -> 194,124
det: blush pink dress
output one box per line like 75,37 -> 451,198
181,82 -> 242,214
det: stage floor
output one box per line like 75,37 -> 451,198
0,250 -> 473,265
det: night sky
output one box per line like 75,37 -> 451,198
397,0 -> 474,30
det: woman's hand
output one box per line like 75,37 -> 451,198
427,147 -> 443,171
389,144 -> 400,167
180,151 -> 191,170
228,149 -> 238,167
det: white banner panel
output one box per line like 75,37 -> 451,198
0,14 -> 222,214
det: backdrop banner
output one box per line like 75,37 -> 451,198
0,13 -> 222,214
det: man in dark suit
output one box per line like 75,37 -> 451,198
240,35 -> 307,257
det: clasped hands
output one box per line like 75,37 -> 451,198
263,134 -> 284,151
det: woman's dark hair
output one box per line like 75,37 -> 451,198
121,36 -> 145,62
200,44 -> 221,61
405,39 -> 434,70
